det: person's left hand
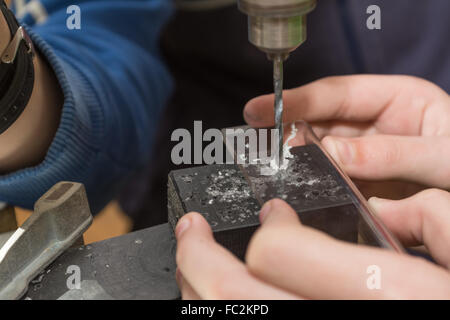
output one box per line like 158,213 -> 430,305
175,197 -> 450,299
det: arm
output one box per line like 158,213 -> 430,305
0,10 -> 62,172
0,0 -> 173,212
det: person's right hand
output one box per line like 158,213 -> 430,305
244,75 -> 450,199
176,191 -> 450,300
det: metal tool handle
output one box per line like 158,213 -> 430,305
0,182 -> 93,300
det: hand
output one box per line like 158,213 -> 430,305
243,75 -> 450,198
175,197 -> 450,299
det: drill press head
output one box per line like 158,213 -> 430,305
238,0 -> 316,60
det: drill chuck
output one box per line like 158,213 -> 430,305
238,0 -> 316,59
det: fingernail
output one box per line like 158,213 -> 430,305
243,107 -> 261,123
175,217 -> 191,239
368,197 -> 387,212
259,200 -> 272,223
325,138 -> 354,165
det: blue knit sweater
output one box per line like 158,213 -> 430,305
0,0 -> 173,213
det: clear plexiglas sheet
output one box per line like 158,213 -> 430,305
223,121 -> 405,252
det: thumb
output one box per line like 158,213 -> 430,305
259,198 -> 301,228
322,135 -> 450,189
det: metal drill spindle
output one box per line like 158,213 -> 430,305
273,55 -> 284,165
237,0 -> 316,166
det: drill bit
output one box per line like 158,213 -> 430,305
273,54 -> 284,166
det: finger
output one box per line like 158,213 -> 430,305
259,198 -> 301,227
246,200 -> 450,299
353,179 -> 426,200
322,135 -> 450,189
176,268 -> 201,300
175,212 -> 300,300
244,75 -> 449,136
311,120 -> 377,140
369,189 -> 450,269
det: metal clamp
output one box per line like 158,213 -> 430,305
1,26 -> 34,64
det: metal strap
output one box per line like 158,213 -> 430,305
1,26 -> 34,64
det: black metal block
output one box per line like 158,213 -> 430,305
168,144 -> 360,260
242,144 -> 359,243
168,165 -> 261,259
